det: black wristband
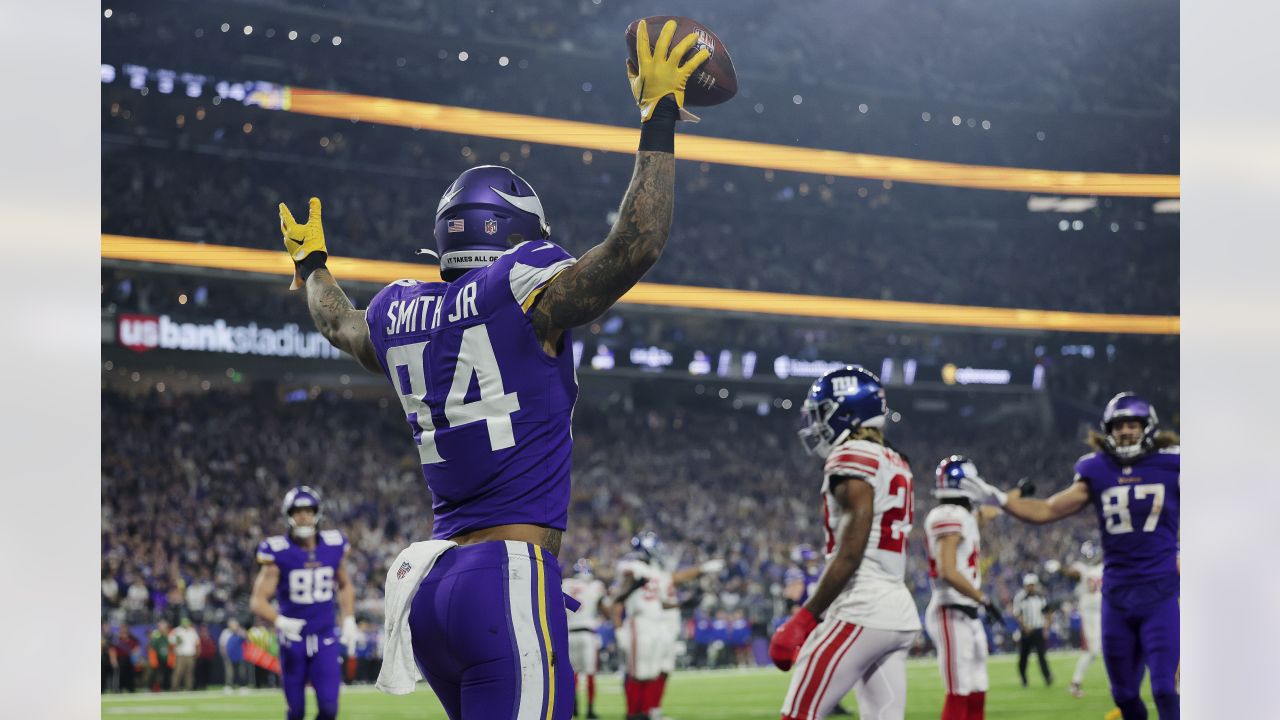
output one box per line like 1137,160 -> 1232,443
297,252 -> 328,283
638,97 -> 679,152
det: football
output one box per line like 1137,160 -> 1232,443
625,16 -> 737,107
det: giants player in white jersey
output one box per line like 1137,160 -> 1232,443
613,533 -> 722,720
772,366 -> 922,720
924,456 -> 1005,720
1064,541 -> 1105,698
563,559 -> 608,719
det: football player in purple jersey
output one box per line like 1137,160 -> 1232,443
964,393 -> 1180,720
276,19 -> 711,720
249,487 -> 357,720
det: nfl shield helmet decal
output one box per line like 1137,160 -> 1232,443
484,218 -> 498,235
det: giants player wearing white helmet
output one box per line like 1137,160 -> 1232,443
563,559 -> 608,719
924,456 -> 1005,720
772,366 -> 921,720
1065,541 -> 1105,698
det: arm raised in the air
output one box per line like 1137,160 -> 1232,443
529,148 -> 675,348
528,20 -> 710,349
278,197 -> 381,374
304,269 -> 381,374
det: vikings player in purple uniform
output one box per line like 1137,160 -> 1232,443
783,544 -> 822,610
275,20 -> 711,720
967,393 -> 1180,720
250,487 -> 358,720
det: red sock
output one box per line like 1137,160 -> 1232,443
655,673 -> 668,706
967,691 -> 985,720
625,676 -> 642,715
643,678 -> 663,712
942,693 -> 969,720
587,675 -> 596,707
573,673 -> 580,709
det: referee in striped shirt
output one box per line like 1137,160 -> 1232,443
1013,573 -> 1053,687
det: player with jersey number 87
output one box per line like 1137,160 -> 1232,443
772,365 -> 922,720
276,17 -> 718,720
960,392 -> 1181,720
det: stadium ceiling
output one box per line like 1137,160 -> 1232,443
102,235 -> 1180,336
273,87 -> 1179,198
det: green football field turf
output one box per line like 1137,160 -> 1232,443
102,651 -> 1155,719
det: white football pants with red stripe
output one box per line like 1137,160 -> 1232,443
780,618 -> 916,720
619,617 -> 666,681
924,601 -> 989,696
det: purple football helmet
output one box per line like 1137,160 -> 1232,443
797,365 -> 888,457
1100,392 -> 1159,459
430,165 -> 551,281
281,485 -> 323,539
790,543 -> 818,565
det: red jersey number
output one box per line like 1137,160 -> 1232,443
877,474 -> 913,553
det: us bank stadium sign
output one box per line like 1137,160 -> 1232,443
115,314 -> 345,360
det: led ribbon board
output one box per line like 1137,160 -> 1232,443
102,236 -> 1180,335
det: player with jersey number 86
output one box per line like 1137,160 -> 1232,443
275,17 -> 718,719
772,365 -> 922,720
960,392 -> 1181,720
249,486 -> 358,720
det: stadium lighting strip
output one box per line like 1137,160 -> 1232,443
278,88 -> 1179,198
102,235 -> 1180,335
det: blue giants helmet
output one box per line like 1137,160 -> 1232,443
281,486 -> 323,539
1080,540 -> 1100,561
934,455 -> 982,501
797,365 -> 888,457
1100,392 -> 1160,460
431,165 -> 551,281
630,532 -> 664,565
573,558 -> 594,578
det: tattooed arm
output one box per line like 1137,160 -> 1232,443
304,269 -> 381,374
529,150 -> 676,350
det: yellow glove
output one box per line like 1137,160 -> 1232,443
627,19 -> 712,122
279,197 -> 328,290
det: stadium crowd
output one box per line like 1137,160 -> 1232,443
104,0 -> 1177,173
102,378 -> 1141,686
102,92 -> 1177,315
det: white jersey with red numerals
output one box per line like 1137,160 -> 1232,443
616,559 -> 675,680
562,576 -> 607,631
1071,561 -> 1104,615
924,503 -> 983,608
617,560 -> 674,622
819,439 -> 921,631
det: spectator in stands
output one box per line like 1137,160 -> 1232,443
102,624 -> 116,692
195,624 -> 217,690
112,627 -> 141,693
147,619 -> 172,692
219,619 -> 247,693
168,618 -> 198,691
185,572 -> 214,623
123,573 -> 149,625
